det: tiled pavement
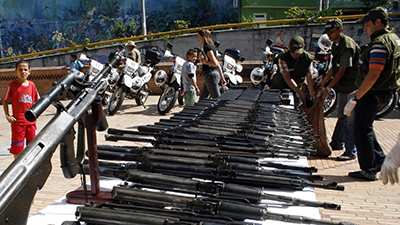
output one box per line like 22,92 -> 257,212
0,95 -> 399,224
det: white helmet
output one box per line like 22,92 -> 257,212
318,34 -> 332,53
154,70 -> 167,87
250,67 -> 264,86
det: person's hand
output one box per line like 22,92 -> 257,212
5,115 -> 16,124
179,90 -> 184,96
379,135 -> 400,185
298,91 -> 307,107
320,88 -> 329,99
195,87 -> 200,96
344,97 -> 357,116
317,79 -> 327,88
221,78 -> 227,87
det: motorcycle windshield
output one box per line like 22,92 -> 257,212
124,58 -> 140,76
89,60 -> 105,76
174,56 -> 185,73
223,55 -> 235,71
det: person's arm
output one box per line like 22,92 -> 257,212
278,59 -> 306,103
3,97 -> 15,124
306,63 -> 316,99
344,43 -> 387,116
320,67 -> 347,98
205,49 -> 226,86
282,72 -> 307,104
189,77 -> 200,95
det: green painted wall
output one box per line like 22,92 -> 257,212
240,0 -> 318,21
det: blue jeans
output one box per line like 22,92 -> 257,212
330,93 -> 356,156
354,90 -> 390,174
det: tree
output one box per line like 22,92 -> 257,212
351,0 -> 390,8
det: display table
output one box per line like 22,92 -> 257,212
28,157 -> 321,225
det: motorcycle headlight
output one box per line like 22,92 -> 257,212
250,67 -> 264,85
154,70 -> 167,87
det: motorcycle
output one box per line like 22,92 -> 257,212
250,39 -> 284,89
67,53 -> 119,102
77,53 -> 120,106
108,49 -> 162,115
220,48 -> 245,89
212,41 -> 245,89
154,43 -> 186,115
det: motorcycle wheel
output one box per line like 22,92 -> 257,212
135,83 -> 150,106
324,88 -> 338,117
108,86 -> 126,115
376,91 -> 399,119
157,85 -> 178,115
102,89 -> 112,106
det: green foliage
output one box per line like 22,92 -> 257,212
239,15 -> 254,29
110,18 -> 139,39
351,0 -> 390,8
285,7 -> 342,24
126,18 -> 139,37
110,20 -> 127,39
174,20 -> 190,30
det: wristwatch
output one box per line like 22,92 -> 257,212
351,95 -> 359,102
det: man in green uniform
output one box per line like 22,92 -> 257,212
318,18 -> 361,161
344,7 -> 400,181
271,36 -> 315,108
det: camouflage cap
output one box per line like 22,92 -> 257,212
289,36 -> 305,54
323,18 -> 343,34
358,6 -> 390,23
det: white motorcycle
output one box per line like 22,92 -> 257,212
250,39 -> 284,89
154,43 -> 185,115
108,50 -> 161,115
221,48 -> 245,90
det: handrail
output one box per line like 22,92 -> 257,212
1,12 -> 399,63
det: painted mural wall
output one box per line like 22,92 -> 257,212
0,0 -> 238,58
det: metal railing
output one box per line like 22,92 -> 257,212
1,12 -> 399,63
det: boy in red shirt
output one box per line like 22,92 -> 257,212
3,61 -> 39,159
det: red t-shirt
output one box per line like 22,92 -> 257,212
4,80 -> 39,125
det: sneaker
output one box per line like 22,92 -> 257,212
335,154 -> 356,161
348,170 -> 377,181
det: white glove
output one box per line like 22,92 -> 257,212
344,98 -> 357,116
379,134 -> 400,185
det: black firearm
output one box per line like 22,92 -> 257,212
72,202 -> 264,225
85,156 -> 344,191
108,186 -> 356,225
83,162 -> 340,210
0,47 -> 126,225
105,128 -> 315,158
93,145 -> 322,181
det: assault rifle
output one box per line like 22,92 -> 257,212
93,145 -> 322,181
82,162 -> 340,210
70,202 -> 264,225
0,47 -> 126,224
105,186 -> 356,225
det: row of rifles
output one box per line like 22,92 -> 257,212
66,88 -> 357,225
